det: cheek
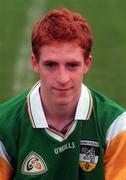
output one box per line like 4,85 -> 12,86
72,73 -> 84,83
38,69 -> 48,78
41,73 -> 54,84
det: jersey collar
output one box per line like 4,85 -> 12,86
27,82 -> 93,128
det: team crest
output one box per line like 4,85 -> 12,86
80,140 -> 99,172
21,151 -> 47,175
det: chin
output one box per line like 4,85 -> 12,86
54,97 -> 73,106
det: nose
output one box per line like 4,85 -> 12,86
56,66 -> 70,84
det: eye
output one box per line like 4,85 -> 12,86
44,61 -> 58,69
67,62 -> 81,70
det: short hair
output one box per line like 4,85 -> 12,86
32,8 -> 93,60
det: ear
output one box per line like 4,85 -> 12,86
83,55 -> 93,74
31,53 -> 39,73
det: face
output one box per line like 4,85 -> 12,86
32,42 -> 92,106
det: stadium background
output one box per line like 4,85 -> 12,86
0,0 -> 126,108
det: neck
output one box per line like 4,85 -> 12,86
40,84 -> 81,131
42,99 -> 77,122
40,91 -> 80,131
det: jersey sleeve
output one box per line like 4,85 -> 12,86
104,111 -> 126,179
0,141 -> 14,180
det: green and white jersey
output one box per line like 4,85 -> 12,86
0,82 -> 126,180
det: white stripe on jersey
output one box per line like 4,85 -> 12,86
106,111 -> 126,147
0,141 -> 11,165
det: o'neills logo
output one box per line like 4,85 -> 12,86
54,142 -> 75,154
80,140 -> 99,172
21,151 -> 47,175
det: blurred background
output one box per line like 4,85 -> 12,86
0,0 -> 126,108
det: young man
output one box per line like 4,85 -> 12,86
0,8 -> 126,180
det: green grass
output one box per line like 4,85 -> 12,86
0,0 -> 30,102
0,0 -> 126,108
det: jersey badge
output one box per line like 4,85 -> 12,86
21,151 -> 47,175
79,140 -> 99,172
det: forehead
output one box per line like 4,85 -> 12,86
39,41 -> 84,61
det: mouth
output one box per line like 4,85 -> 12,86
52,87 -> 73,92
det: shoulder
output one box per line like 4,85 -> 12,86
90,88 -> 125,113
89,88 -> 126,133
0,89 -> 29,128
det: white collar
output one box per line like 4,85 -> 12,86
27,82 -> 93,128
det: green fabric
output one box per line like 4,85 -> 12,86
0,88 -> 125,179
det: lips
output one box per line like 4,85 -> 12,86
55,88 -> 70,91
52,87 -> 73,92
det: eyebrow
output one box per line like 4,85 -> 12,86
43,59 -> 82,63
42,60 -> 58,64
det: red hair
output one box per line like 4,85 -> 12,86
32,8 -> 93,60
